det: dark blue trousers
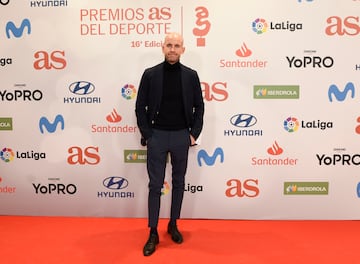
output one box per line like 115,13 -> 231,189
146,129 -> 190,228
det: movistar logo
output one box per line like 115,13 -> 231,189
6,19 -> 31,38
39,115 -> 65,133
328,82 -> 355,102
197,147 -> 224,166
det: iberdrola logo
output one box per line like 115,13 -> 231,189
255,88 -> 267,97
286,184 -> 297,193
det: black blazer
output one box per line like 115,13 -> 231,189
135,61 -> 204,143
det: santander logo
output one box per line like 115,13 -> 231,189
267,141 -> 283,155
236,42 -> 252,57
106,108 -> 122,123
251,141 -> 298,166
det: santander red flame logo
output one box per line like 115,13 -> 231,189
236,42 -> 252,57
192,6 -> 211,47
267,141 -> 283,155
106,108 -> 122,123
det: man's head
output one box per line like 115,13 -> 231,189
162,32 -> 185,64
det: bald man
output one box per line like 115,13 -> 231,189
135,32 -> 204,256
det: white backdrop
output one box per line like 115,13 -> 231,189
1,0 -> 360,219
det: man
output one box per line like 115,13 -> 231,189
135,32 -> 204,256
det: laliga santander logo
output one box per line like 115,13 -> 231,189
0,147 -> 15,163
284,117 -> 299,132
161,181 -> 170,196
252,18 -> 268,34
193,6 -> 211,47
121,84 -> 137,100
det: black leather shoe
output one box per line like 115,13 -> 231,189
167,223 -> 183,244
143,233 -> 159,256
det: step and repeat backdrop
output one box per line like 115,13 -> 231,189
1,0 -> 360,219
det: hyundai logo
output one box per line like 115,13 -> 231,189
357,182 -> 360,198
69,81 -> 95,95
103,177 -> 129,190
230,114 -> 257,127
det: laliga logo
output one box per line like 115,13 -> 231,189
0,147 -> 14,162
252,18 -> 268,34
192,6 -> 211,47
161,181 -> 170,196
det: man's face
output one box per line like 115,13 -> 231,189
162,34 -> 185,64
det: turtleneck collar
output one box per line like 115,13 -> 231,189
164,60 -> 180,70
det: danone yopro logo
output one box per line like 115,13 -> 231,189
254,85 -> 299,99
0,118 -> 12,131
284,182 -> 329,195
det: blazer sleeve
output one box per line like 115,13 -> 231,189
189,70 -> 204,140
135,69 -> 152,141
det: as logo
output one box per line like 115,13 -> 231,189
67,146 -> 100,165
33,50 -> 67,70
197,147 -> 224,166
325,16 -> 360,36
6,19 -> 31,38
356,117 -> 360,135
328,82 -> 355,102
39,115 -> 65,133
193,6 -> 211,47
201,81 -> 228,102
225,179 -> 259,198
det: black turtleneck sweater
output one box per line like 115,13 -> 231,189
153,61 -> 187,130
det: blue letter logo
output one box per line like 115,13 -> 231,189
328,82 -> 355,102
39,115 -> 65,134
6,18 -> 31,38
197,147 -> 224,166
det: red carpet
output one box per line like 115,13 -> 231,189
0,216 -> 358,263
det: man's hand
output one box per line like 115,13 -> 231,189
190,135 -> 197,146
